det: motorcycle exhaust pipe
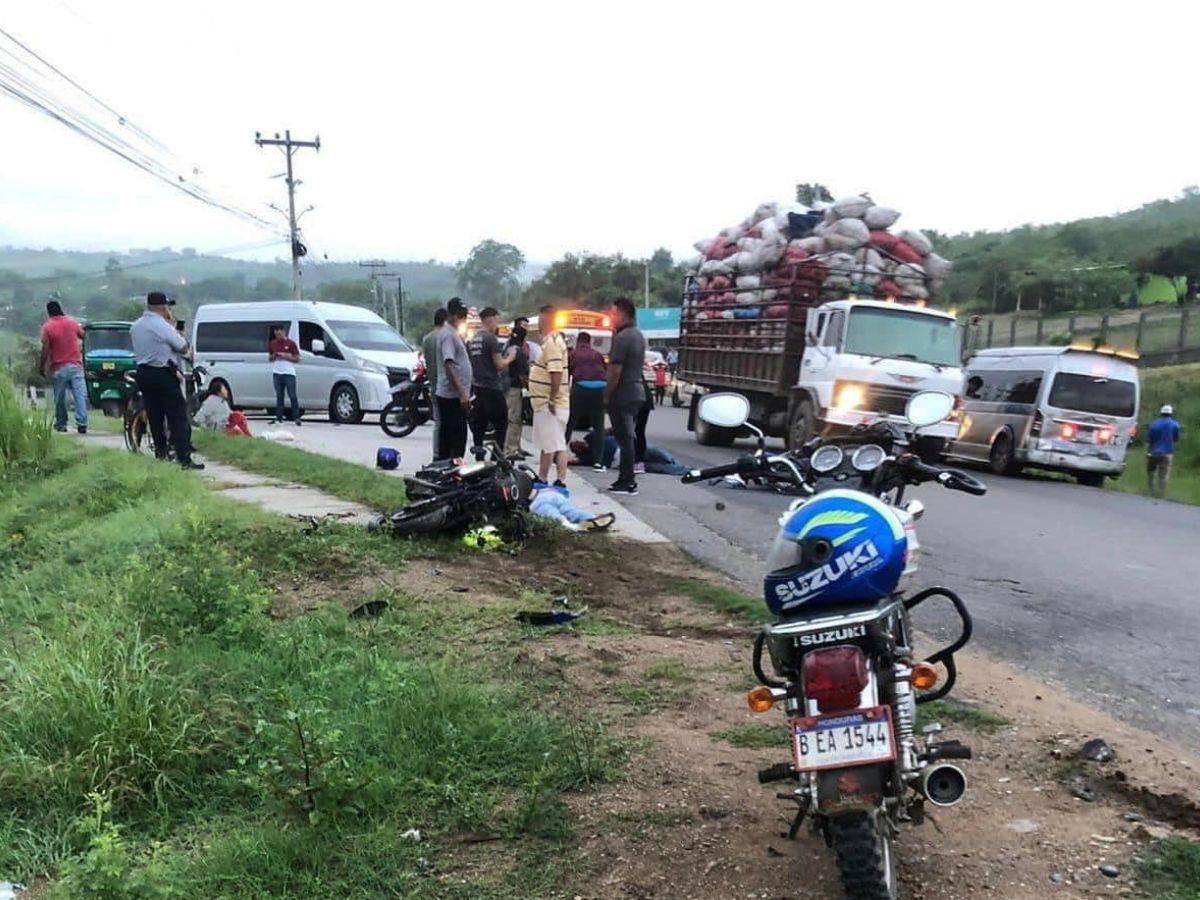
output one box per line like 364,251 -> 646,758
917,764 -> 967,807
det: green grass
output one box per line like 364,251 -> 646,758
1111,363 -> 1200,504
711,722 -> 785,750
0,444 -> 615,896
665,576 -> 767,624
192,427 -> 409,509
916,699 -> 1011,734
0,368 -> 52,471
1137,838 -> 1200,899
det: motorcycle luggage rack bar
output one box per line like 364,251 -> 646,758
903,586 -> 972,704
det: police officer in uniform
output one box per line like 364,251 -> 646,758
130,291 -> 204,470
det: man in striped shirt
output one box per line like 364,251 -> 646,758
529,304 -> 570,488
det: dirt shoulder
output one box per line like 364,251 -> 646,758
391,536 -> 1200,899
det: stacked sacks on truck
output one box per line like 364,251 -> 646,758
687,194 -> 950,305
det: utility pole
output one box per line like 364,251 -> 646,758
396,275 -> 404,336
256,129 -> 320,300
644,260 -> 651,308
359,260 -> 388,322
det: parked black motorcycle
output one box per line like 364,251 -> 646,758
379,364 -> 432,438
682,391 -> 986,900
371,443 -> 535,538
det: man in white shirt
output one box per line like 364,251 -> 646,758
130,291 -> 204,469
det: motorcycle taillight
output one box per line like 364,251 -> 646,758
802,646 -> 870,713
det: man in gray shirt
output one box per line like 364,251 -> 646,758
434,297 -> 473,459
130,291 -> 203,469
604,297 -> 646,494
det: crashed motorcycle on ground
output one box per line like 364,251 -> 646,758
370,443 -> 535,538
681,390 -> 986,900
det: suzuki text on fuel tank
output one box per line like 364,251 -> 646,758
682,390 -> 987,900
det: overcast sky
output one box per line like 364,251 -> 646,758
2,1 -> 1197,268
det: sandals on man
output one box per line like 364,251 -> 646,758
579,512 -> 616,532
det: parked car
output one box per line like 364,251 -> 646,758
947,345 -> 1140,486
191,301 -> 419,423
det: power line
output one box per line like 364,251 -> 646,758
256,130 -> 320,299
0,29 -> 281,234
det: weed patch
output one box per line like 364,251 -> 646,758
916,699 -> 1011,733
665,576 -> 766,624
1137,837 -> 1200,898
712,722 -> 786,750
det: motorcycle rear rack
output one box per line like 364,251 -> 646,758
903,586 -> 972,703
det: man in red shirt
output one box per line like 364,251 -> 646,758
39,299 -> 89,433
267,324 -> 302,425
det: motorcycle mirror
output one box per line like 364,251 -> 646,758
903,499 -> 925,520
697,392 -> 750,429
905,391 -> 954,430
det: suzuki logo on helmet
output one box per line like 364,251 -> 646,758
774,539 -> 882,609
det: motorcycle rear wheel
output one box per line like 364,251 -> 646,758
828,810 -> 898,900
380,399 -> 418,438
388,502 -> 454,536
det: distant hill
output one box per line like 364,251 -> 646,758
937,188 -> 1200,313
0,245 -> 461,297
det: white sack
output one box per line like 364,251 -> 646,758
825,218 -> 870,250
863,206 -> 901,230
831,195 -> 872,219
922,252 -> 952,280
899,229 -> 933,256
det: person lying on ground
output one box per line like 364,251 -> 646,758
529,487 -> 615,532
568,430 -> 688,475
195,381 -> 252,437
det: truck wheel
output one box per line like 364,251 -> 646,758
695,413 -> 736,447
787,399 -> 815,452
1076,472 -> 1105,488
988,431 -> 1019,476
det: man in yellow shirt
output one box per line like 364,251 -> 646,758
529,304 -> 570,487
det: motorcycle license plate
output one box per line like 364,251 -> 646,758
101,362 -> 115,371
790,707 -> 895,772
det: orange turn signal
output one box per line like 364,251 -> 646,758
910,663 -> 940,691
747,686 -> 776,713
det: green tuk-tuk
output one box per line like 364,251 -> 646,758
83,321 -> 136,417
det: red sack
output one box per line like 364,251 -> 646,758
762,266 -> 795,289
707,275 -> 733,292
868,230 -> 901,253
796,259 -> 828,284
745,226 -> 763,239
764,304 -> 790,319
888,240 -> 923,265
783,244 -> 810,266
874,279 -> 902,299
706,235 -> 737,261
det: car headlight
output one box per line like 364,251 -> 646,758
357,358 -> 388,375
833,381 -> 866,411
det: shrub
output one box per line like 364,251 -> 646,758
0,368 -> 52,472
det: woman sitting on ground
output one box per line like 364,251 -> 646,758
195,381 -> 252,437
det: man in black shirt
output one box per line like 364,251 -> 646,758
504,317 -> 530,457
604,297 -> 647,495
467,306 -> 516,452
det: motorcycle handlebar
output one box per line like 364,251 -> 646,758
901,456 -> 988,496
681,455 -> 763,484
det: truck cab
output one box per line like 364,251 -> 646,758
794,300 -> 963,456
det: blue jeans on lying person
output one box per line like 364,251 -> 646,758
530,490 -> 592,524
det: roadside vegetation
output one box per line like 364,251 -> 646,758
1137,837 -> 1200,898
1111,363 -> 1199,504
0,434 -> 612,895
191,427 -> 409,509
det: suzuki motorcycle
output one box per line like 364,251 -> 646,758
371,443 -> 535,538
681,391 -> 986,900
379,362 -> 433,438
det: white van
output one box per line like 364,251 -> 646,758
948,345 -> 1140,485
191,301 -> 419,423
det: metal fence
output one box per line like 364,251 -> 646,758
963,304 -> 1198,367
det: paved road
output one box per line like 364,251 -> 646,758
572,405 -> 1200,747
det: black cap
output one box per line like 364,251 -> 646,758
147,291 -> 175,307
446,297 -> 468,317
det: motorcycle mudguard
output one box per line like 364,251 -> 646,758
816,765 -> 885,813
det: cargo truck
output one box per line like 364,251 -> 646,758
678,263 -> 964,457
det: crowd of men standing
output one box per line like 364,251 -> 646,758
419,295 -> 652,495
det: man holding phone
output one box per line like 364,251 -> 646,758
268,324 -> 302,426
